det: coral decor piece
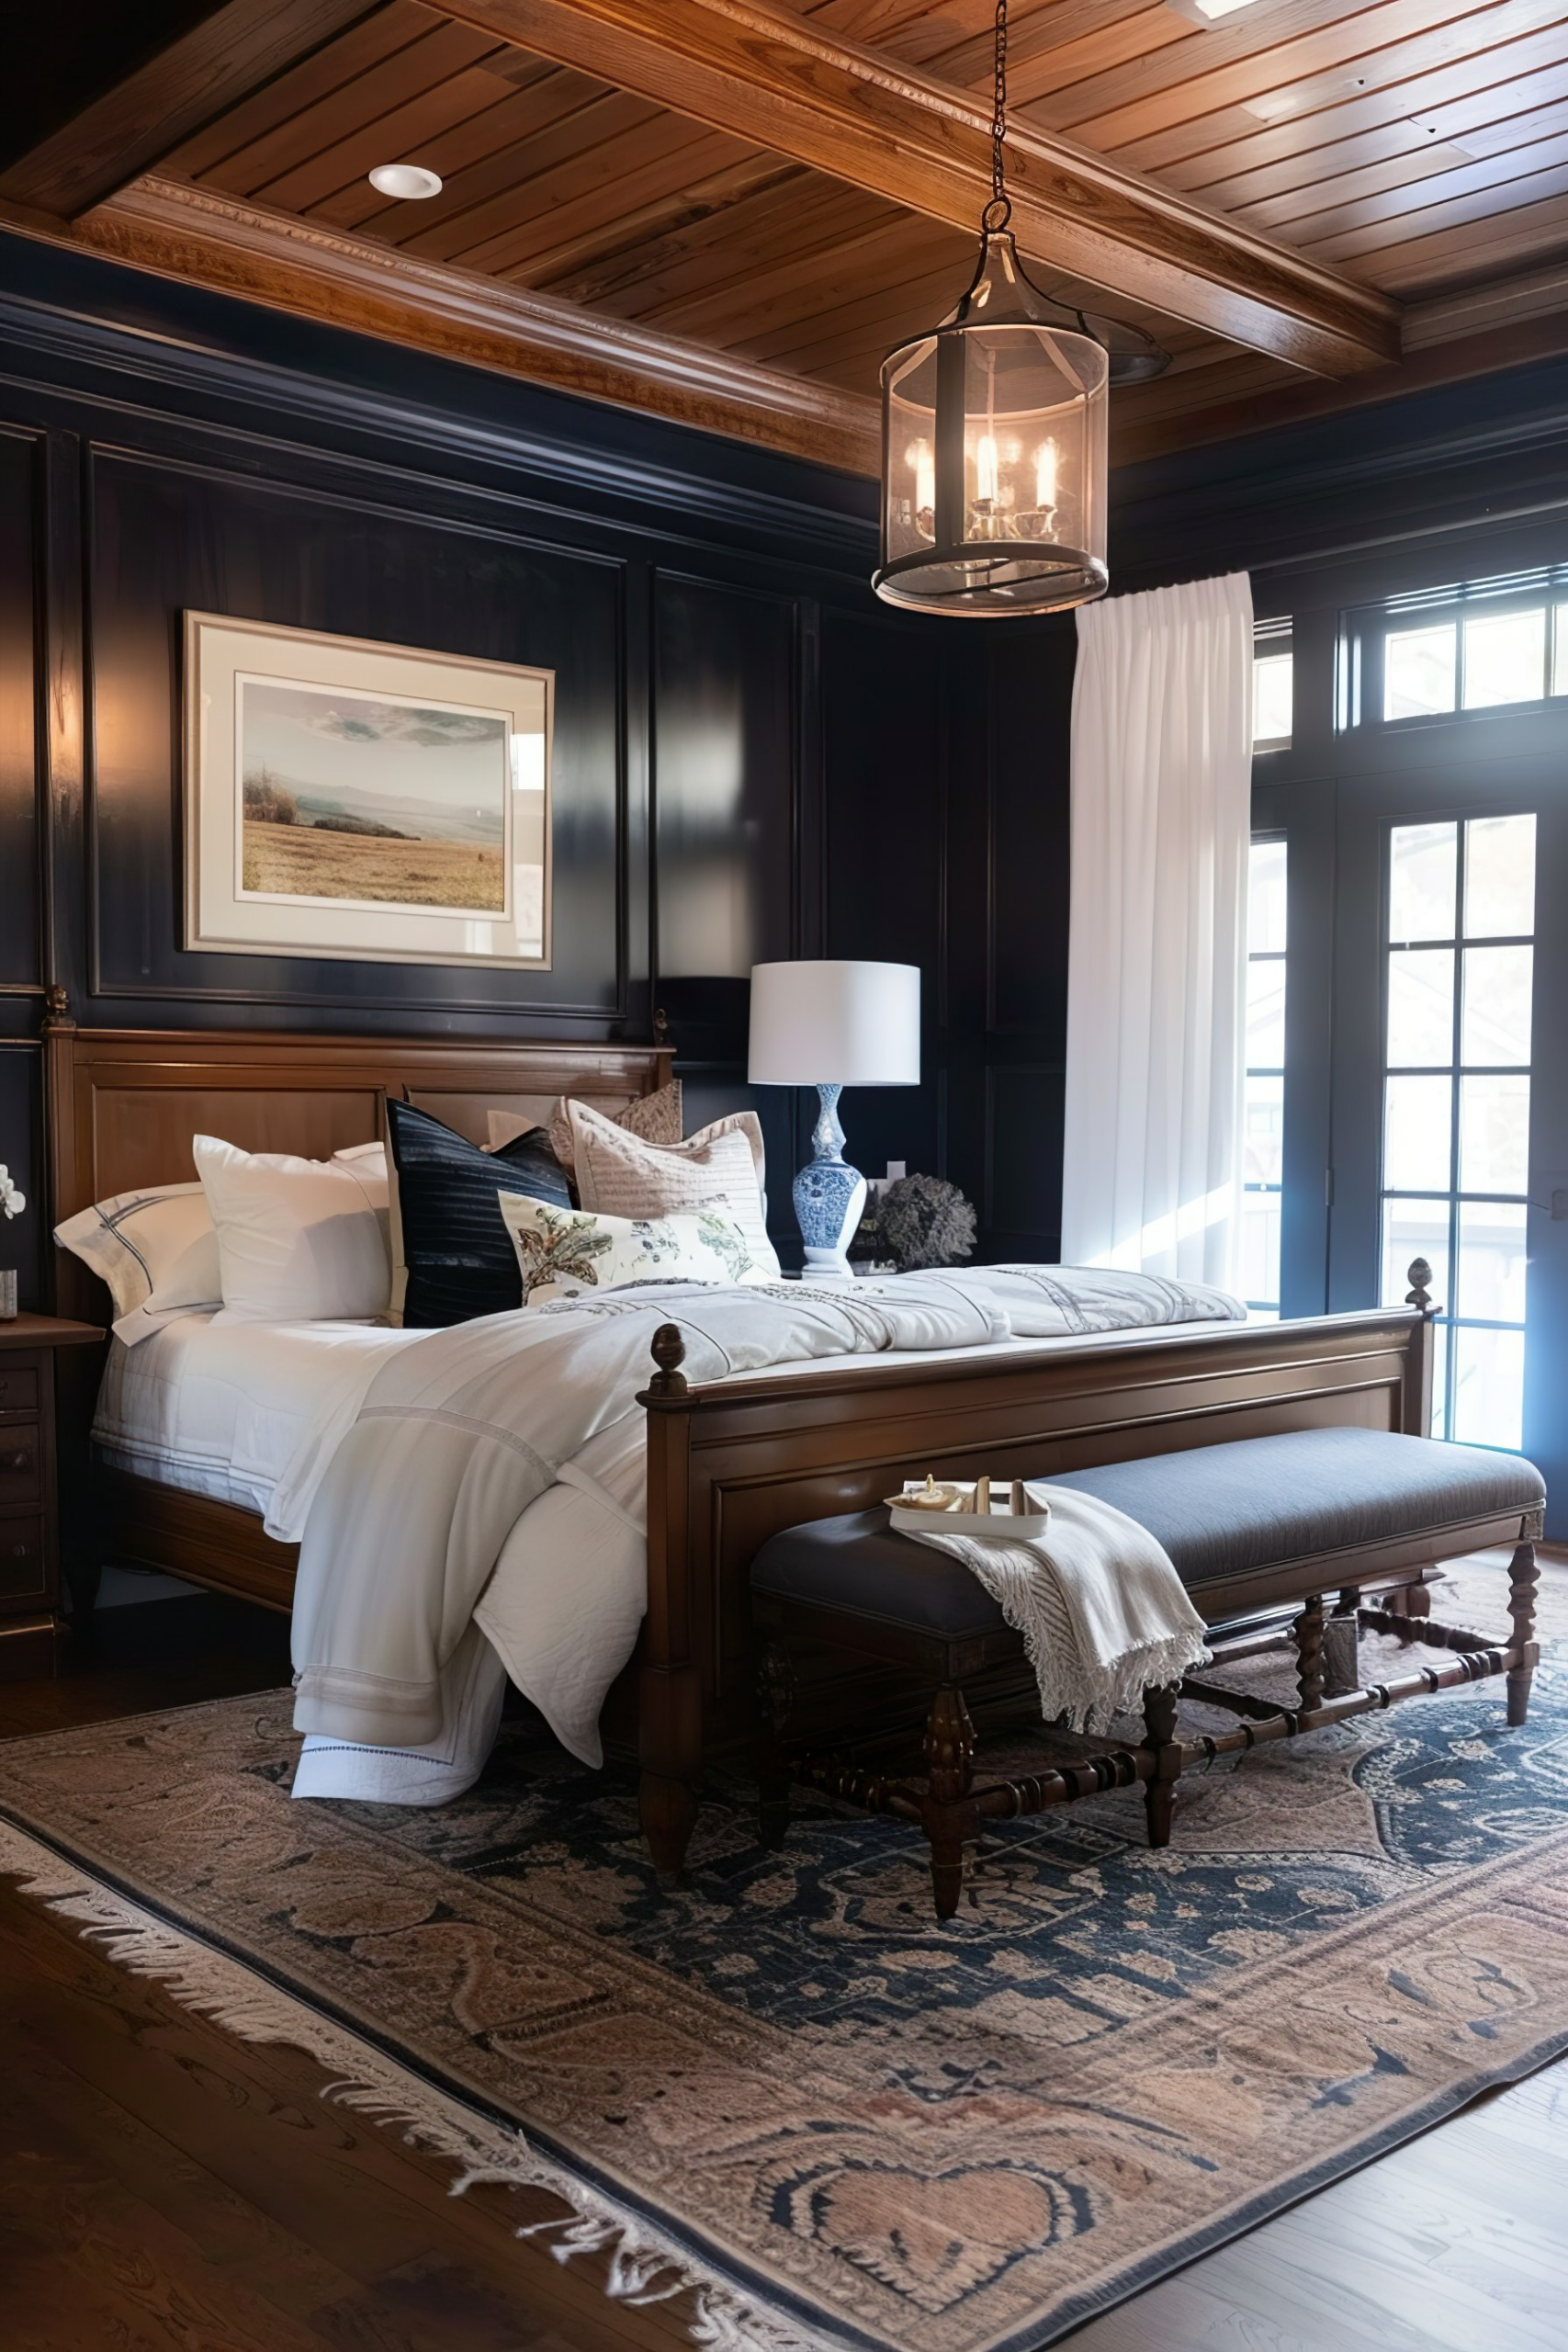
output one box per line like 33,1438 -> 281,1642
874,1171 -> 976,1270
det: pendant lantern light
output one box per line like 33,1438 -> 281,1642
873,0 -> 1168,618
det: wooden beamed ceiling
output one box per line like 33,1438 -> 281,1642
3,0 -> 1568,471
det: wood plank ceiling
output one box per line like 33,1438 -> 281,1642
6,0 -> 1568,469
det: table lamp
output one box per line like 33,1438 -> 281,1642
748,959 -> 920,1277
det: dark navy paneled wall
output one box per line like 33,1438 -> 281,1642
0,231 -> 1076,1306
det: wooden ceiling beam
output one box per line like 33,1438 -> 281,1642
0,0 -> 386,220
416,0 -> 1400,374
0,175 -> 880,474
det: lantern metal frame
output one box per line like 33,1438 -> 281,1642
872,0 -> 1168,618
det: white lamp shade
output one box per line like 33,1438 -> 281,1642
748,959 -> 920,1087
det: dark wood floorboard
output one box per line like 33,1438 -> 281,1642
3,1589 -> 1567,2349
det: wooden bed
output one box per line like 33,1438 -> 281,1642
46,1004 -> 1438,1874
45,1004 -> 674,1609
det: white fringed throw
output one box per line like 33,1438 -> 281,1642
903,1485 -> 1210,1732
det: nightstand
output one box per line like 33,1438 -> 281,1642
0,1314 -> 106,1679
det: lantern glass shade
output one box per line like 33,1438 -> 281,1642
874,235 -> 1111,617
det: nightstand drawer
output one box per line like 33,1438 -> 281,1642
0,1515 -> 46,1602
0,1363 -> 39,1417
0,1428 -> 40,1505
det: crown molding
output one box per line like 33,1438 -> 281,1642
34,175 -> 880,480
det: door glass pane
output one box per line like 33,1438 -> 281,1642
1429,1320 -> 1450,1441
1461,607 -> 1545,708
1384,1076 -> 1452,1192
1451,1325 -> 1526,1451
1459,1073 -> 1529,1194
1461,944 -> 1532,1067
1389,822 -> 1457,943
1386,948 -> 1453,1067
1253,652 -> 1292,747
1456,1200 -> 1528,1323
1249,838 -> 1287,952
1464,813 -> 1536,937
1244,1074 -> 1283,1186
1381,1196 -> 1450,1311
1385,623 -> 1456,718
1240,1194 -> 1280,1315
1247,956 -> 1286,1069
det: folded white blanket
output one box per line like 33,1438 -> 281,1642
291,1275 -> 1011,1746
288,1263 -> 1239,1758
902,1483 -> 1210,1732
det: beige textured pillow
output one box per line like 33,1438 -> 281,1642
487,1080 -> 683,1168
567,1102 -> 780,1280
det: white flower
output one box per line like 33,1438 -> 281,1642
0,1166 -> 24,1221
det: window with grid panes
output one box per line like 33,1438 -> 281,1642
1380,814 -> 1535,1446
1243,837 -> 1286,1317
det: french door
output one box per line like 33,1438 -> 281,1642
1326,763 -> 1568,1525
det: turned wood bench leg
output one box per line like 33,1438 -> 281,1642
1142,1682 -> 1181,1849
1324,1587 -> 1360,1698
1294,1592 -> 1326,1712
756,1634 -> 795,1849
1507,1540 -> 1540,1727
923,1684 -> 976,1921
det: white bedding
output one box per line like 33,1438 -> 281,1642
95,1275 -> 1247,1803
94,1313 -> 416,1522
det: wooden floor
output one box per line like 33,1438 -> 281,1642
3,1591 -> 1567,2351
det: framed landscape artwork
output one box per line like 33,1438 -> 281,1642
183,614 -> 552,968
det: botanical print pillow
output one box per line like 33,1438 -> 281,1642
497,1193 -> 766,1306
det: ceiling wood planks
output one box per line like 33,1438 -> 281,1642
0,0 -> 386,218
6,0 -> 1568,472
416,0 -> 1401,371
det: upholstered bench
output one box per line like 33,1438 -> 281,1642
750,1427 -> 1546,1919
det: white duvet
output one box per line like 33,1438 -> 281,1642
96,1266 -> 1242,1804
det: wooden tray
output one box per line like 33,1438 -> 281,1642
886,1483 -> 1051,1543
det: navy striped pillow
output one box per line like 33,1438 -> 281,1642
387,1100 -> 573,1329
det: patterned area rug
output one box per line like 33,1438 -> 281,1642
5,1556 -> 1568,2352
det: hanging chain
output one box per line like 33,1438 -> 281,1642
986,0 -> 1010,229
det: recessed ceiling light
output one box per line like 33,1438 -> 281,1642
368,163 -> 442,199
1191,0 -> 1261,17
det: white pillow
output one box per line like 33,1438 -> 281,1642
565,1102 -> 780,1280
193,1136 -> 391,1324
54,1182 -> 222,1345
498,1193 -> 766,1306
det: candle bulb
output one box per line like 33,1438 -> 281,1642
976,433 -> 998,504
908,438 -> 935,522
1035,438 -> 1056,512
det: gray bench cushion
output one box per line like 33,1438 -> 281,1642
750,1428 -> 1544,1640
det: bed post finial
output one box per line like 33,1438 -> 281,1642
42,984 -> 72,1032
1405,1258 -> 1436,1315
648,1322 -> 688,1399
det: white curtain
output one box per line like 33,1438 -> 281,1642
1060,571 -> 1254,1290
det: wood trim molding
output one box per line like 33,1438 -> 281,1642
422,0 -> 1401,377
0,0 -> 383,220
43,177 -> 881,474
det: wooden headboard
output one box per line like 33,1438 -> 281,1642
43,1001 -> 673,1323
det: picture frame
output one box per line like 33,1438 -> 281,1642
183,613 -> 553,969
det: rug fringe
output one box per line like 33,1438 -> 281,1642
0,1819 -> 831,2352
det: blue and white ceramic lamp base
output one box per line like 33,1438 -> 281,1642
792,1084 -> 867,1280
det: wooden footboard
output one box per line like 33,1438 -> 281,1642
631,1295 -> 1437,1871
